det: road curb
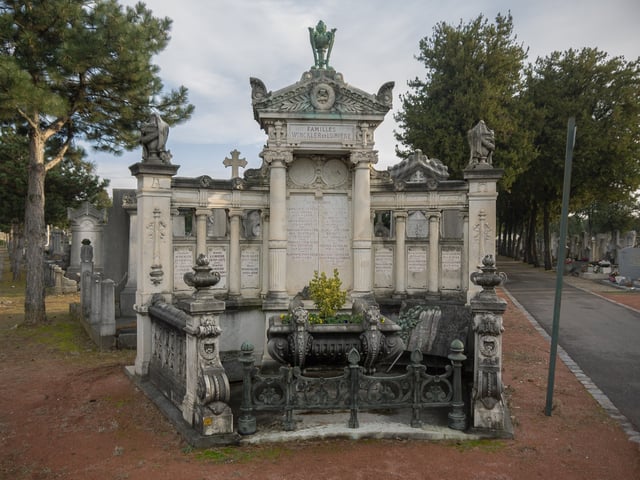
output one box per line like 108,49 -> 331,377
502,287 -> 640,445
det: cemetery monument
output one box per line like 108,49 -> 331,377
125,21 -> 507,441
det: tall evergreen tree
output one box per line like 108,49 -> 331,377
0,124 -> 109,230
0,0 -> 194,323
394,12 -> 534,187
519,48 -> 640,268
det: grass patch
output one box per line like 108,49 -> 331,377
189,445 -> 289,464
452,439 -> 506,452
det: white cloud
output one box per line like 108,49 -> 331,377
100,0 -> 639,195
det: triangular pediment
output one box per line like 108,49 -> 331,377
251,69 -> 393,123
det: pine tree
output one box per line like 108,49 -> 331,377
0,0 -> 194,323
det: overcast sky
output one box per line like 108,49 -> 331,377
95,0 -> 640,193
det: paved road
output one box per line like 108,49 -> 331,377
497,257 -> 640,432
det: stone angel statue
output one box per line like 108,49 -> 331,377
140,112 -> 172,164
467,120 -> 495,167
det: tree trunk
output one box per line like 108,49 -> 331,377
514,222 -> 524,260
9,223 -> 24,281
24,131 -> 47,324
525,203 -> 539,267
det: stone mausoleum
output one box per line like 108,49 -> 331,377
126,22 -> 506,440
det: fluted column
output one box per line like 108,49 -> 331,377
350,150 -> 377,296
393,211 -> 407,298
195,209 -> 210,256
462,212 -> 469,296
228,208 -> 243,298
262,148 -> 293,305
428,211 -> 441,293
261,211 -> 270,298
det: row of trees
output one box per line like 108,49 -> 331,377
0,0 -> 194,323
1,5 -> 637,324
395,13 -> 640,270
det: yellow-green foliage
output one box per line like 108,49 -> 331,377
308,269 -> 347,319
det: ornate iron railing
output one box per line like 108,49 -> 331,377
237,340 -> 467,435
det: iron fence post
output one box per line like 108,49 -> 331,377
409,350 -> 425,427
347,349 -> 360,428
238,342 -> 257,435
283,367 -> 296,431
448,339 -> 467,430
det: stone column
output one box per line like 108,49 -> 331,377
120,202 -> 138,318
428,211 -> 441,294
80,241 -> 93,318
129,161 -> 179,376
261,148 -> 292,307
227,208 -> 243,298
350,150 -> 377,297
463,167 -> 503,301
462,212 -> 469,296
195,209 -> 210,256
261,211 -> 270,298
393,211 -> 407,298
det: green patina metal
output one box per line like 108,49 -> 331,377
309,20 -> 336,70
237,342 -> 467,435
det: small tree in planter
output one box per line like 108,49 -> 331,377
308,269 -> 348,322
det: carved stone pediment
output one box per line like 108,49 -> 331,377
251,69 -> 394,124
387,149 -> 450,188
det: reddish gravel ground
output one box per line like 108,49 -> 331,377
1,255 -> 639,479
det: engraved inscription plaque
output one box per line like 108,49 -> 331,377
286,193 -> 352,293
374,247 -> 394,288
241,247 -> 260,289
441,247 -> 462,290
173,246 -> 194,291
407,246 -> 428,289
287,123 -> 356,143
207,246 -> 228,289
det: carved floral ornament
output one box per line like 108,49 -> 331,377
350,150 -> 378,166
251,77 -> 393,116
260,148 -> 294,165
473,312 -> 504,336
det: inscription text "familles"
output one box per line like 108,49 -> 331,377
287,124 -> 355,142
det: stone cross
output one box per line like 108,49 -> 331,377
223,149 -> 247,179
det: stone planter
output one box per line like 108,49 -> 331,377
266,305 -> 405,373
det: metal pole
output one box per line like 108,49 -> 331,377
545,118 -> 577,416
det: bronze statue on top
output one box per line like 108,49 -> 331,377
309,20 -> 336,70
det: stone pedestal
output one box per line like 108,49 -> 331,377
463,167 -> 503,300
469,255 -> 508,430
130,161 -> 180,376
178,256 -> 232,435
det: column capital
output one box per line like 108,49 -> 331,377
350,149 -> 378,166
260,148 -> 293,165
195,208 -> 211,217
427,210 -> 442,220
227,208 -> 244,219
393,211 -> 408,220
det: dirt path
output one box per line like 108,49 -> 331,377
1,249 -> 639,479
